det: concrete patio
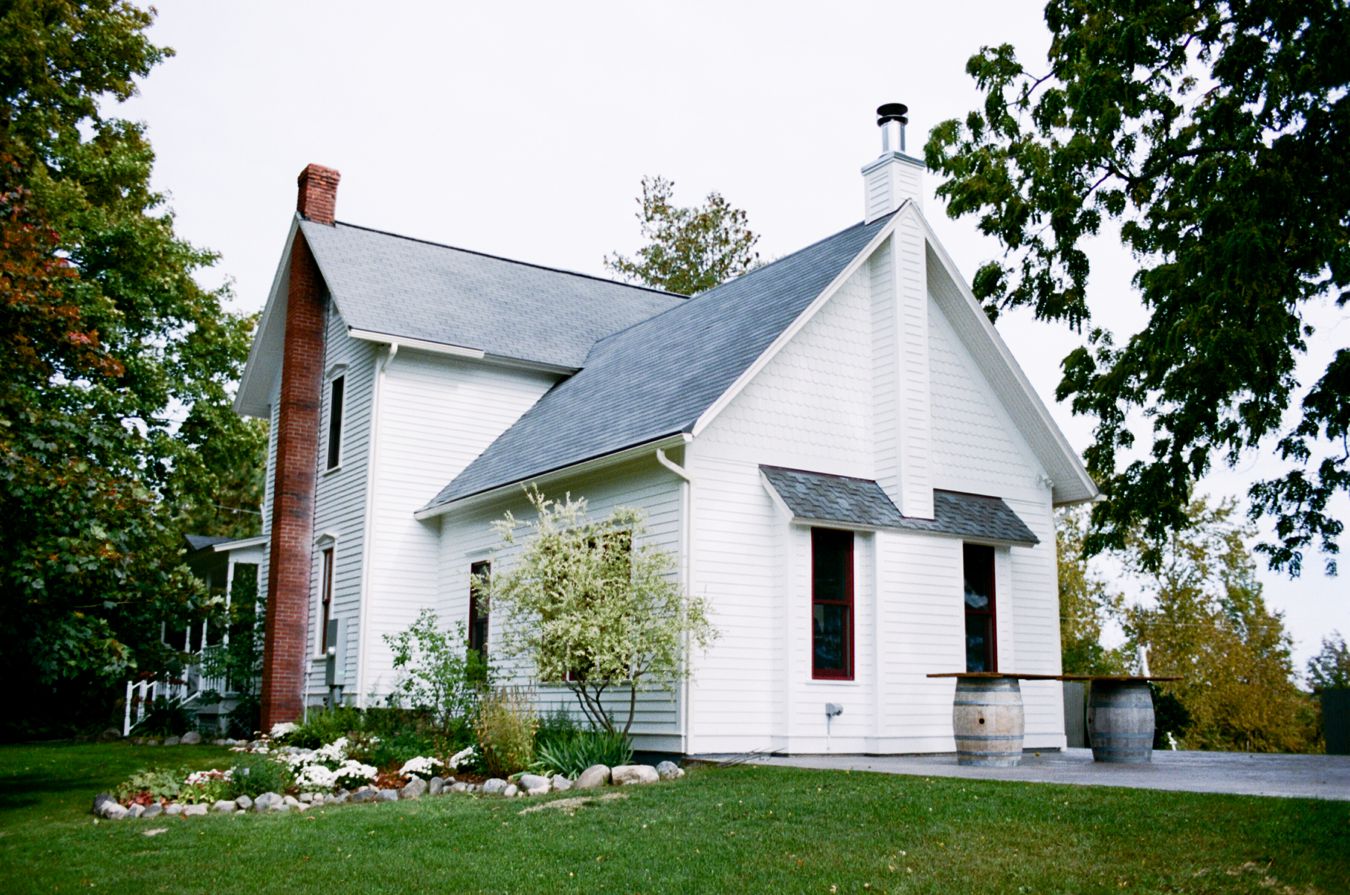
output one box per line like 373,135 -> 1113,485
704,748 -> 1350,801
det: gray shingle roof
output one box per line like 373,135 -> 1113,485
759,465 -> 1039,545
425,213 -> 895,509
185,534 -> 231,553
300,221 -> 686,369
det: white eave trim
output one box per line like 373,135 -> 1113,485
209,535 -> 268,553
691,208 -> 904,437
234,214 -> 302,419
346,329 -> 580,376
414,433 -> 690,521
913,210 -> 1098,505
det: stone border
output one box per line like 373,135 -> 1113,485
92,761 -> 685,820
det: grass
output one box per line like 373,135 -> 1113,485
0,742 -> 1346,894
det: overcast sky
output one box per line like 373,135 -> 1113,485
121,0 -> 1346,670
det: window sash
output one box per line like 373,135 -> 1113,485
811,528 -> 854,680
468,560 -> 490,656
962,544 -> 997,672
326,375 -> 345,470
319,546 -> 334,653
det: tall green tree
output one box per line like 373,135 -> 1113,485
1118,498 -> 1317,752
1056,507 -> 1128,675
605,175 -> 760,295
925,0 -> 1349,575
1306,632 -> 1350,690
0,0 -> 262,733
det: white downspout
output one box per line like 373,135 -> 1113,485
354,342 -> 398,707
655,445 -> 694,754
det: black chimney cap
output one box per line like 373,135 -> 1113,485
877,103 -> 909,126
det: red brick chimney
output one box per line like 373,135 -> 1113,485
260,164 -> 340,729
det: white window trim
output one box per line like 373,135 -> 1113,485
324,365 -> 348,473
315,535 -> 337,659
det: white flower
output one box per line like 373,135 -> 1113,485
269,721 -> 298,739
449,746 -> 476,769
398,756 -> 443,778
294,764 -> 338,791
332,760 -> 377,788
313,736 -> 349,764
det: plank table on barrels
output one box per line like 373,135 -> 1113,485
927,672 -> 1060,767
1061,675 -> 1180,764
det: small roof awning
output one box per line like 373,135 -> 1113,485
759,465 -> 1039,546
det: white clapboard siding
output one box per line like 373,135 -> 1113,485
305,307 -> 378,698
433,456 -> 686,752
255,375 -> 282,637
358,351 -> 560,704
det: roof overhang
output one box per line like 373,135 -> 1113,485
415,432 -> 690,521
235,215 -> 302,419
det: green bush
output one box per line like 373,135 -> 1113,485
137,697 -> 192,737
287,706 -> 366,749
535,706 -> 581,750
384,611 -> 491,739
532,729 -> 633,778
229,754 -> 293,797
474,687 -> 537,777
114,767 -> 185,803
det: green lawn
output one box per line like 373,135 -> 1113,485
0,742 -> 1345,894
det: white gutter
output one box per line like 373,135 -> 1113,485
656,446 -> 695,754
354,342 -> 399,706
413,433 -> 690,521
347,329 -> 579,376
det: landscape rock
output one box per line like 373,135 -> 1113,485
128,804 -> 145,818
253,792 -> 283,813
351,788 -> 377,804
377,788 -> 399,802
283,795 -> 301,808
502,784 -> 519,798
311,794 -> 325,806
612,764 -> 660,786
162,736 -> 180,747
142,804 -> 163,819
482,778 -> 508,795
92,793 -> 127,820
450,782 -> 469,793
164,802 -> 183,816
550,774 -> 572,792
428,776 -> 445,796
182,803 -> 208,817
400,777 -> 428,800
298,792 -> 313,803
212,800 -> 236,814
656,761 -> 685,780
328,791 -> 349,805
235,795 -> 253,810
519,774 -> 551,796
98,727 -> 122,742
575,765 -> 612,790
180,731 -> 203,745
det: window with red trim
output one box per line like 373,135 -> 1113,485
963,544 -> 996,672
319,546 -> 335,652
811,528 -> 854,680
468,560 -> 490,657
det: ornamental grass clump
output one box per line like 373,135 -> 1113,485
474,686 -> 537,777
533,730 -> 633,778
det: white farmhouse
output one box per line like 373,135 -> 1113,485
236,105 -> 1096,755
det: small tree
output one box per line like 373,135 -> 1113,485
604,175 -> 760,295
383,610 -> 489,739
487,490 -> 716,735
1307,633 -> 1350,691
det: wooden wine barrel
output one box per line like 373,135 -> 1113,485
953,677 -> 1025,767
1087,680 -> 1155,763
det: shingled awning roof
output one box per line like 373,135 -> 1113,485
759,465 -> 1039,546
422,212 -> 895,511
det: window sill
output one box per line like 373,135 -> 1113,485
806,677 -> 859,686
322,464 -> 343,477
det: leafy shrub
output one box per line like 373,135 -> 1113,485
353,727 -> 439,771
229,753 -> 294,797
287,706 -> 366,749
384,610 -> 490,739
137,697 -> 193,736
474,686 -> 537,776
532,729 -> 633,778
535,706 -> 581,750
115,767 -> 185,804
225,694 -> 260,739
178,769 -> 234,804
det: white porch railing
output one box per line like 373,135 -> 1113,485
121,656 -> 231,736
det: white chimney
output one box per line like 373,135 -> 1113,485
862,103 -> 925,222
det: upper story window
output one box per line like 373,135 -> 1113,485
326,374 -> 345,470
468,560 -> 490,657
811,527 -> 854,680
963,544 -> 996,672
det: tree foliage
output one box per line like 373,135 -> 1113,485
605,175 -> 760,295
0,1 -> 263,729
486,490 -> 716,736
1056,507 -> 1129,675
926,0 -> 1349,575
1116,497 -> 1317,752
1306,632 -> 1350,691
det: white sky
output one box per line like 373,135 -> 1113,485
122,0 -> 1346,672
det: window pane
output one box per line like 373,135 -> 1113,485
812,529 -> 851,602
327,376 -> 345,469
813,604 -> 849,674
966,615 -> 991,672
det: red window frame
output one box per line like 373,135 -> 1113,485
811,527 -> 854,680
319,546 -> 335,653
962,543 -> 997,672
468,560 -> 490,656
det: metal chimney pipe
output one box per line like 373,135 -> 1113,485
877,102 -> 909,154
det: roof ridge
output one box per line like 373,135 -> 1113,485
586,214 -> 884,351
325,219 -> 689,301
